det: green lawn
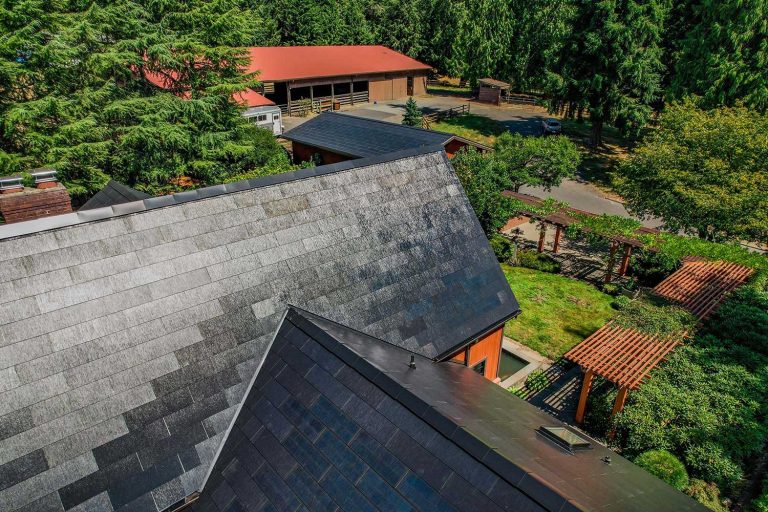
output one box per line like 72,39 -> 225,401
431,114 -> 506,146
501,265 -> 617,359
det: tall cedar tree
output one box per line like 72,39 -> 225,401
0,0 -> 287,202
670,0 -> 768,112
546,0 -> 665,145
453,0 -> 514,87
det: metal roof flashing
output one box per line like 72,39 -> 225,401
0,145 -> 447,241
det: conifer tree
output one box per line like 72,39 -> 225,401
402,97 -> 423,126
0,0 -> 288,203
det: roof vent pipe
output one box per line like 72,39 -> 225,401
408,355 -> 416,369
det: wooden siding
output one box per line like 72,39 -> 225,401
446,325 -> 504,381
291,141 -> 351,166
478,85 -> 502,105
369,71 -> 428,101
413,75 -> 427,95
443,139 -> 473,158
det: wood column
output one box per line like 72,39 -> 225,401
331,83 -> 335,104
607,386 -> 630,440
618,244 -> 632,276
553,226 -> 563,253
309,85 -> 314,112
604,241 -> 619,283
287,83 -> 292,116
537,224 -> 547,253
575,369 -> 594,424
350,79 -> 354,105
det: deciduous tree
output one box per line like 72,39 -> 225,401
493,132 -> 580,192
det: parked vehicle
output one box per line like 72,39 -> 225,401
541,118 -> 562,135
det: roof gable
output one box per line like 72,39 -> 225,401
79,180 -> 151,211
196,308 -> 708,512
283,113 -> 455,158
0,149 -> 518,511
247,46 -> 432,82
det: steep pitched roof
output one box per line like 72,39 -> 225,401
247,46 -> 432,82
0,147 -> 518,511
195,308 -> 708,512
283,112 -> 477,159
79,180 -> 151,211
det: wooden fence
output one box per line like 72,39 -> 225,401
422,104 -> 470,129
278,91 -> 369,116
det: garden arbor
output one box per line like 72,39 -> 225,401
502,192 -> 657,281
566,258 -> 754,424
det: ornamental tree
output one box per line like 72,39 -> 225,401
616,101 -> 768,243
493,132 -> 580,192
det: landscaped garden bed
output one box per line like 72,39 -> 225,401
500,264 -> 616,359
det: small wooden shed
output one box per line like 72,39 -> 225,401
477,78 -> 511,105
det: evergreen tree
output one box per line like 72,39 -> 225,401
366,0 -> 424,57
402,97 -> 422,126
670,0 -> 768,112
453,0 -> 514,87
417,0 -> 465,75
0,0 -> 289,202
545,0 -> 666,145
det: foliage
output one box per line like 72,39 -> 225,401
703,272 -> 768,356
753,479 -> 768,512
489,234 -> 516,263
501,265 -> 617,358
401,97 -> 422,126
670,1 -> 768,112
545,0 -> 665,145
524,369 -> 549,392
222,156 -> 311,183
601,283 -> 620,297
611,295 -> 632,310
0,0 -> 288,202
493,132 -> 580,192
685,479 -> 729,512
507,197 -> 569,219
634,450 -> 690,490
640,233 -> 768,271
508,386 -> 526,398
611,334 -> 768,494
452,147 -> 513,236
629,249 -> 680,286
612,295 -> 697,336
617,102 -> 768,244
515,250 -> 561,274
567,214 -> 641,245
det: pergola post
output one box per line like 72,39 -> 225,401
575,369 -> 594,424
604,241 -> 619,283
537,224 -> 547,253
618,244 -> 632,276
607,386 -> 630,440
553,226 -> 563,253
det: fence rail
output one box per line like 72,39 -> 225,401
503,94 -> 542,106
422,104 -> 470,129
278,91 -> 369,116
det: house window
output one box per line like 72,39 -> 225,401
472,359 -> 486,376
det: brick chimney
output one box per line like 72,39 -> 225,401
0,169 -> 73,224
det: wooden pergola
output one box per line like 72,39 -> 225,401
653,258 -> 754,320
502,192 -> 659,281
566,323 -> 681,423
565,258 -> 754,424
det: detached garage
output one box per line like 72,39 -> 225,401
246,46 -> 432,115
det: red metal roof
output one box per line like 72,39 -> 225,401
247,46 -> 432,82
653,258 -> 754,320
233,88 -> 275,107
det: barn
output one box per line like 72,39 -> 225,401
248,46 -> 432,115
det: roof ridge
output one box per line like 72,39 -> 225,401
331,111 -> 455,139
0,145 -> 445,241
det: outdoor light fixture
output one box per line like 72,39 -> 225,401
538,426 -> 592,452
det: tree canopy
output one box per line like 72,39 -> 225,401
0,0 -> 291,202
493,132 -> 580,192
616,101 -> 768,243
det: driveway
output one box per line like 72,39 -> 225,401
279,94 -> 661,227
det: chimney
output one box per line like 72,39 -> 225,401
0,168 -> 73,224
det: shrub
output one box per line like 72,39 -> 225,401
684,444 -> 744,493
612,295 -> 632,310
634,450 -> 689,490
508,386 -> 526,398
525,369 -> 548,392
602,283 -> 621,296
685,479 -> 729,512
490,234 -> 515,263
705,273 -> 768,355
613,296 -> 697,336
516,249 -> 561,273
753,479 -> 768,512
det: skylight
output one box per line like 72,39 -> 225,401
539,426 -> 591,452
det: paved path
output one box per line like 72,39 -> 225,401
281,94 -> 662,227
